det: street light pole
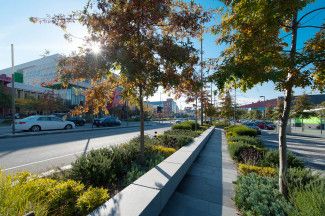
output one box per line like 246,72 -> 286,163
200,34 -> 204,126
260,96 -> 266,119
11,44 -> 16,134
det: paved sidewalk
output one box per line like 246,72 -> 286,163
161,129 -> 237,216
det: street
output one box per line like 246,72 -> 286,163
261,131 -> 325,172
0,124 -> 170,174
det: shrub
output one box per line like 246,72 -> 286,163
77,187 -> 109,214
172,121 -> 200,131
164,129 -> 201,138
235,173 -> 292,216
152,145 -> 176,157
47,180 -> 85,215
0,171 -> 108,216
123,164 -> 147,187
238,164 -> 276,177
71,144 -> 139,187
290,182 -> 325,216
158,134 -> 193,149
259,150 -> 304,168
226,125 -> 258,138
228,143 -> 264,165
213,120 -> 230,128
228,136 -> 264,148
287,168 -> 324,193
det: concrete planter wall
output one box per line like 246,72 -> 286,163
89,127 -> 215,216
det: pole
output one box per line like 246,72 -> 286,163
11,44 -> 16,134
263,96 -> 266,119
195,96 -> 198,131
200,33 -> 204,126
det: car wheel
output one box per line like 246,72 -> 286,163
65,124 -> 73,130
30,125 -> 41,132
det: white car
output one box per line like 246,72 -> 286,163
15,115 -> 76,132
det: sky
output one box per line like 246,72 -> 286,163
0,0 -> 324,108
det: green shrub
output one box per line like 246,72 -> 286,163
213,120 -> 230,128
235,173 -> 292,216
71,143 -> 139,187
228,142 -> 264,165
228,136 -> 264,148
123,164 -> 147,187
226,125 -> 258,138
164,129 -> 201,138
77,187 -> 109,214
171,121 -> 200,131
287,168 -> 324,192
158,134 -> 193,149
290,182 -> 325,216
259,150 -> 304,168
0,171 -> 108,216
238,163 -> 276,177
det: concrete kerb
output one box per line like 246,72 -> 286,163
0,122 -> 159,140
89,126 -> 215,216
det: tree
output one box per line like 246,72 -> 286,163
0,85 -> 11,110
248,110 -> 262,120
291,94 -> 314,131
219,91 -> 233,122
211,0 -> 325,195
265,108 -> 274,120
31,0 -> 209,160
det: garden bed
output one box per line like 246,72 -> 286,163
0,121 -> 211,216
225,125 -> 325,216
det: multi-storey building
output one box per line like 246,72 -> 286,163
0,54 -> 86,107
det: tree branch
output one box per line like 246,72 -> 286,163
298,25 -> 325,29
297,7 -> 325,24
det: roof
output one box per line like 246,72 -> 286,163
239,94 -> 325,109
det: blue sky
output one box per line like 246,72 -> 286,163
0,0 -> 324,107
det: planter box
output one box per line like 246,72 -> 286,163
89,127 -> 215,216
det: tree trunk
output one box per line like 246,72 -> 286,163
139,85 -> 145,162
278,10 -> 298,196
301,118 -> 304,132
279,87 -> 292,197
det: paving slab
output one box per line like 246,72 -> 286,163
161,129 -> 238,216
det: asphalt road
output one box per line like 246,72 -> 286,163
261,131 -> 325,172
0,124 -> 170,174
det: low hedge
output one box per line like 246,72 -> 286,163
259,150 -> 305,168
163,129 -> 201,138
290,182 -> 325,216
225,125 -> 258,138
0,171 -> 108,216
238,163 -> 277,177
158,134 -> 193,149
235,173 -> 292,216
151,145 -> 176,157
228,142 -> 264,165
213,120 -> 230,128
172,121 -> 200,131
228,136 -> 264,148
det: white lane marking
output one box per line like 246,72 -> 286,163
3,127 -> 168,171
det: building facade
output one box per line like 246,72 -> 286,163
0,54 -> 86,107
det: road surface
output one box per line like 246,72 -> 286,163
262,131 -> 325,172
0,124 -> 170,174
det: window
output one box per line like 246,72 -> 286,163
50,117 -> 63,122
38,117 -> 50,121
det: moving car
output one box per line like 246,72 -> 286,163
93,116 -> 122,127
66,116 -> 86,126
15,115 -> 75,132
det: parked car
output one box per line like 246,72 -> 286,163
66,116 -> 86,126
265,122 -> 276,130
15,115 -> 75,132
93,116 -> 121,127
243,122 -> 262,135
